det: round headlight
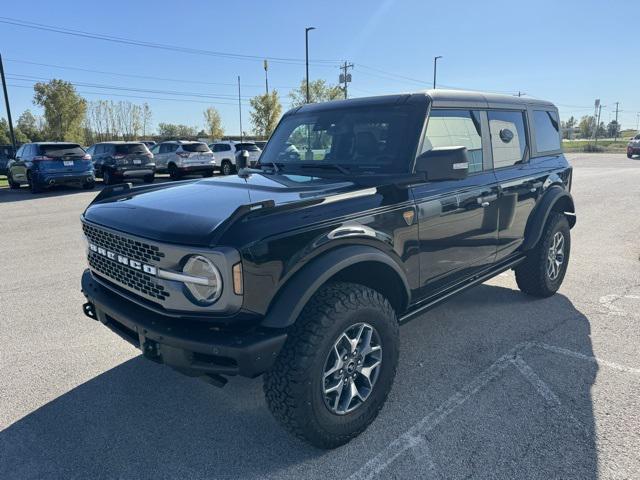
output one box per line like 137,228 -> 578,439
182,255 -> 222,305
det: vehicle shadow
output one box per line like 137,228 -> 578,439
0,284 -> 597,479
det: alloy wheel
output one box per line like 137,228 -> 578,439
322,322 -> 382,415
547,231 -> 565,280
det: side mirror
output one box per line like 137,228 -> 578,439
236,149 -> 249,170
415,146 -> 469,181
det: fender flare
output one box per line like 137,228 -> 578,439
521,185 -> 576,251
260,245 -> 410,329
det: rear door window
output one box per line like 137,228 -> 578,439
422,109 -> 484,173
488,111 -> 528,168
533,110 -> 560,153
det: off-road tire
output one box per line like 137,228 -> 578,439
263,282 -> 399,449
515,212 -> 571,297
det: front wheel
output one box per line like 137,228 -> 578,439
8,172 -> 20,189
168,164 -> 182,180
263,282 -> 399,449
221,161 -> 233,176
515,212 -> 571,297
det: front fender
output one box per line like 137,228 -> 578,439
522,185 -> 576,251
260,245 -> 410,329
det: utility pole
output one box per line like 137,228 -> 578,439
636,112 -> 640,132
264,59 -> 269,95
517,91 -> 526,97
0,53 -> 16,151
237,75 -> 243,143
305,27 -> 315,103
614,102 -> 619,141
594,103 -> 602,145
433,56 -> 442,89
339,62 -> 354,99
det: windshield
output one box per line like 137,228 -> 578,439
115,143 -> 149,155
38,144 -> 85,157
182,143 -> 210,153
260,104 -> 424,174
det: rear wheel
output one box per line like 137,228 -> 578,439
27,172 -> 42,193
82,180 -> 95,190
221,161 -> 233,176
515,213 -> 571,297
143,174 -> 155,183
264,282 -> 399,449
628,152 -> 633,159
102,169 -> 113,186
168,163 -> 182,180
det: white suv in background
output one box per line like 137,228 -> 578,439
209,141 -> 261,175
150,141 -> 216,179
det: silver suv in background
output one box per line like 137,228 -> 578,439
209,141 -> 261,175
150,141 -> 216,179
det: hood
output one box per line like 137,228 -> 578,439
83,173 -> 360,246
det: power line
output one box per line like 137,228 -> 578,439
5,58 -> 298,90
6,83 -> 249,106
6,73 -> 256,101
0,16 -> 340,66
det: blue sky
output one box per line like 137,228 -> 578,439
1,0 -> 639,135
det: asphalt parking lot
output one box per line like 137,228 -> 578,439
1,154 -> 639,479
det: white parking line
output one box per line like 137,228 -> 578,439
348,342 -> 640,480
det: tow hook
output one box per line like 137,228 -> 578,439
82,302 -> 96,320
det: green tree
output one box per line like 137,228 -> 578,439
249,90 -> 282,137
289,79 -> 343,107
157,122 -> 198,139
203,106 -> 224,139
0,118 -> 11,144
578,115 -> 594,138
606,120 -> 620,138
33,79 -> 87,142
16,109 -> 43,142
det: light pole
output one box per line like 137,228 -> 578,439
305,27 -> 315,103
433,56 -> 442,89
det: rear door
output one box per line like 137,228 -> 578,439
10,145 -> 28,182
412,109 -> 500,295
488,110 -> 546,261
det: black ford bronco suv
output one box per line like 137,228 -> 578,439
81,90 -> 575,448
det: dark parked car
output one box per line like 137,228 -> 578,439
80,90 -> 575,448
86,142 -> 155,185
8,142 -> 94,193
627,134 -> 640,158
0,144 -> 16,176
254,140 -> 267,150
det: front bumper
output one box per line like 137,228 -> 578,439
628,146 -> 640,155
81,269 -> 287,379
112,166 -> 155,177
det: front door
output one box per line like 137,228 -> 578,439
412,109 -> 500,296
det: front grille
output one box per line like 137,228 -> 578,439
83,222 -> 169,302
88,252 -> 169,301
82,223 -> 165,263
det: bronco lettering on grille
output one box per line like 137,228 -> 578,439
89,243 -> 157,275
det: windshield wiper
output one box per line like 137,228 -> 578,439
299,163 -> 351,174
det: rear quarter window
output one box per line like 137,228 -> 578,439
533,110 -> 561,153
